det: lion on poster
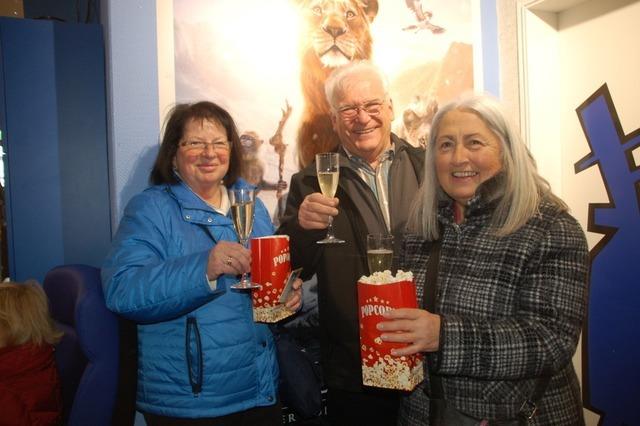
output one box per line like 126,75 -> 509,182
292,0 -> 379,168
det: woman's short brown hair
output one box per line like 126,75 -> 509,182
0,280 -> 63,347
149,101 -> 243,187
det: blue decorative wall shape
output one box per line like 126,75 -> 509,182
574,84 -> 640,425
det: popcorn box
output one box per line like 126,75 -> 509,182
357,270 -> 424,391
251,235 -> 294,323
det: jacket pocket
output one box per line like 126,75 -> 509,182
185,316 -> 203,395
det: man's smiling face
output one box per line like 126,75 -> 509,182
330,70 -> 394,164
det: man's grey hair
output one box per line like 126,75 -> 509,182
324,60 -> 390,109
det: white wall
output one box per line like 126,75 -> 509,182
557,0 -> 640,246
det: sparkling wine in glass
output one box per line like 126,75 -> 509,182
229,188 -> 261,289
316,152 -> 345,244
367,234 -> 394,274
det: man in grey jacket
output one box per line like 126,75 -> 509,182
278,60 -> 425,425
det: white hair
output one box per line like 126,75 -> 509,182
408,94 -> 567,240
324,60 -> 390,109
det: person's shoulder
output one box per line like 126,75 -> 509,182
229,179 -> 271,221
124,185 -> 175,216
533,198 -> 584,235
297,162 -> 317,177
531,200 -> 587,254
392,133 -> 425,154
138,185 -> 175,203
287,163 -> 317,192
537,197 -> 569,220
392,134 -> 425,171
229,177 -> 254,190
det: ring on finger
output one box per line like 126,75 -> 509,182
225,256 -> 233,266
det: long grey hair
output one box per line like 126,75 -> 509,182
407,94 -> 567,240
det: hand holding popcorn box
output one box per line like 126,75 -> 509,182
250,235 -> 296,323
357,270 -> 424,391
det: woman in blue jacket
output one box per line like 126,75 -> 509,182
102,101 -> 301,425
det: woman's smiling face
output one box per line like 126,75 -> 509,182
173,118 -> 230,197
434,109 -> 503,207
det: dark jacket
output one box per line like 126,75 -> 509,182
278,135 -> 424,391
398,182 -> 588,425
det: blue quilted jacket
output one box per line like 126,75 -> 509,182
101,179 -> 278,418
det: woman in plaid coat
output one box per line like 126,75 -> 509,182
378,95 -> 588,425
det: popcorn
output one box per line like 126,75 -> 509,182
359,269 -> 414,284
357,270 -> 423,391
362,355 -> 423,390
253,304 -> 294,323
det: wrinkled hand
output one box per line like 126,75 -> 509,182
284,278 -> 303,312
298,192 -> 339,230
376,308 -> 441,356
207,241 -> 251,279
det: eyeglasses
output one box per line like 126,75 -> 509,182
180,140 -> 231,153
336,99 -> 385,120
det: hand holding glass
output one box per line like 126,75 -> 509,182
367,234 -> 394,274
316,152 -> 345,244
229,188 -> 261,289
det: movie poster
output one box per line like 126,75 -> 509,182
174,0 -> 476,220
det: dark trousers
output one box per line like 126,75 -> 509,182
326,387 -> 400,426
143,402 -> 282,426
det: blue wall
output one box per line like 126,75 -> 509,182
0,18 -> 111,282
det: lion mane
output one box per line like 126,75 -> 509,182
293,0 -> 379,168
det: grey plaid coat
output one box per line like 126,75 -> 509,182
398,194 -> 588,425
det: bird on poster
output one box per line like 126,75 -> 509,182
403,0 -> 445,34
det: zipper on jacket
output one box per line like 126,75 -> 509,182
185,316 -> 203,395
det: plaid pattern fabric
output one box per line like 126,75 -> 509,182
398,197 -> 588,426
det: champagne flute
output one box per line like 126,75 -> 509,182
316,152 -> 345,244
228,188 -> 261,289
367,234 -> 394,274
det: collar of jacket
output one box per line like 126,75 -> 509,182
437,172 -> 506,224
166,178 -> 256,226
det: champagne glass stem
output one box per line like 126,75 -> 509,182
326,216 -> 336,239
317,215 -> 344,244
239,238 -> 250,285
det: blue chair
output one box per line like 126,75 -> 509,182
43,264 -> 119,426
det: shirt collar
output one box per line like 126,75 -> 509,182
341,141 -> 395,169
